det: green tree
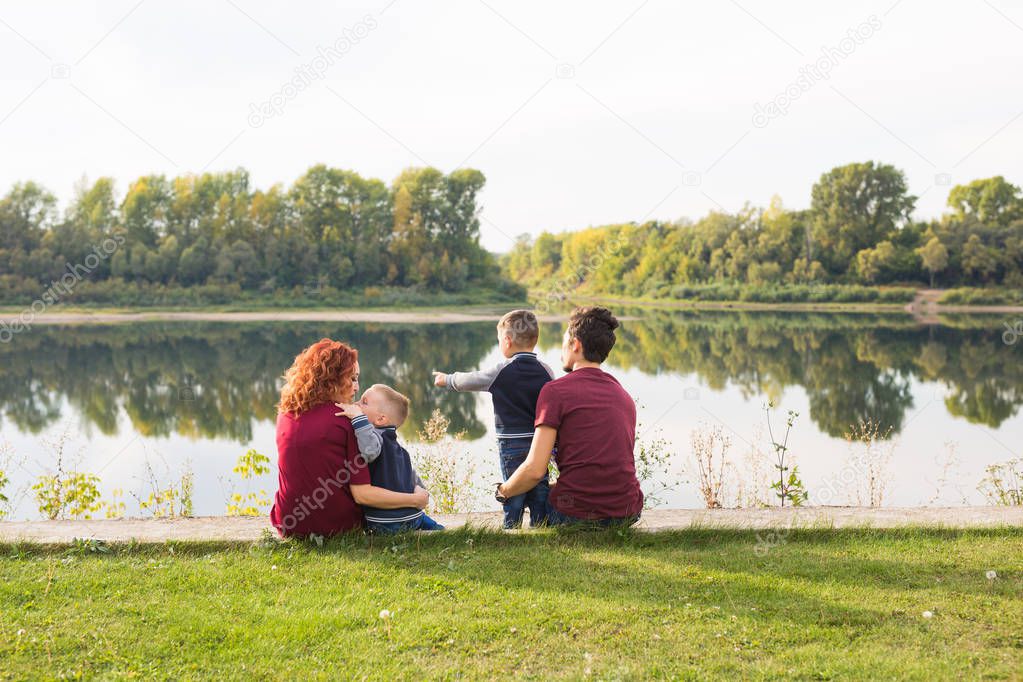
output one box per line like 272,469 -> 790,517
854,240 -> 896,283
960,234 -> 1000,282
947,176 -> 1023,227
810,162 -> 915,274
214,240 -> 261,288
530,233 -> 562,278
915,234 -> 948,287
389,167 -> 488,290
178,236 -> 215,285
0,181 -> 56,252
121,176 -> 171,249
70,177 -> 118,233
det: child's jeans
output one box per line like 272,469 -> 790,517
365,513 -> 444,534
499,438 -> 549,529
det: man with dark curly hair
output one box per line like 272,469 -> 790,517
496,307 -> 643,526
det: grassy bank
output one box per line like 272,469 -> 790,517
938,287 -> 1023,306
5,282 -> 1022,316
527,283 -> 917,314
528,283 -> 915,305
652,283 -> 918,304
559,293 -> 914,314
2,527 -> 1022,679
0,282 -> 526,312
546,284 -> 1023,314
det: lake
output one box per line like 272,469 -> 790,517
1,309 -> 1020,519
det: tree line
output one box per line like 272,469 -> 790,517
505,162 -> 1023,297
0,165 -> 520,304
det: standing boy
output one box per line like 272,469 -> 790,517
433,310 -> 554,528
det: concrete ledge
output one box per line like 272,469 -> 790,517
2,507 -> 1021,544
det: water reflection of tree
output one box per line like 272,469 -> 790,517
540,311 -> 1020,437
4,314 -> 1018,444
0,322 -> 494,442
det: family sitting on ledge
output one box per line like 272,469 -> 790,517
269,306 -> 643,537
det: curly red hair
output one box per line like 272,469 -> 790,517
278,338 -> 358,415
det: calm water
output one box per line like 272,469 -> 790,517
1,310 -> 1020,519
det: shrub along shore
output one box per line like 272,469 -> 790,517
4,283 -> 1023,317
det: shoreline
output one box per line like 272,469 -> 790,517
566,293 -> 1023,315
0,308 -> 549,325
1,297 -> 1021,325
3,507 -> 1022,543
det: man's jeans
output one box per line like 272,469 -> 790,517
545,505 -> 641,529
499,437 -> 549,528
365,513 -> 445,534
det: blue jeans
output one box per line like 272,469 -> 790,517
499,438 -> 549,529
545,505 -> 640,529
365,513 -> 444,534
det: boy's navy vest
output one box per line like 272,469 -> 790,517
491,352 -> 554,439
363,427 -> 423,524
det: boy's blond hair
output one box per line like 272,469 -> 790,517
369,384 -> 410,426
497,309 -> 539,348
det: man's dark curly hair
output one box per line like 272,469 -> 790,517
566,306 -> 619,363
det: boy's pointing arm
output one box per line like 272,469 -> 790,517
432,362 -> 505,392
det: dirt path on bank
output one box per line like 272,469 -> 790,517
2,507 -> 1021,543
906,289 -> 943,323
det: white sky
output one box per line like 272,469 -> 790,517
1,0 -> 1021,251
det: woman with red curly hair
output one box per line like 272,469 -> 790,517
270,338 -> 428,536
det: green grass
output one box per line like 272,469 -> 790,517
532,283 -> 919,307
2,527 -> 1022,680
540,286 -> 920,315
938,287 -> 1023,306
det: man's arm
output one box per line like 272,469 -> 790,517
432,361 -> 505,392
498,426 -> 557,498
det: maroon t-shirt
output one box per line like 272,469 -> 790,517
535,367 -> 643,518
270,402 -> 370,536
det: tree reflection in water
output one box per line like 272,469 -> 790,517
0,322 -> 494,442
0,313 -> 1017,443
538,310 -> 1019,438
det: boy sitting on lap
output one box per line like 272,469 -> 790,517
336,384 -> 444,534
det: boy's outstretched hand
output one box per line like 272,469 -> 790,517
334,402 -> 363,419
431,371 -> 447,387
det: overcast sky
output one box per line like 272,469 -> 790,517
1,0 -> 1021,251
